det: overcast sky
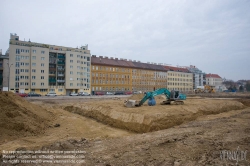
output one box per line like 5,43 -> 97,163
1,0 -> 250,81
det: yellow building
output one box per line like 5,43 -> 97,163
165,66 -> 193,92
91,55 -> 193,94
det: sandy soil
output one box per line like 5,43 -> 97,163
0,93 -> 250,165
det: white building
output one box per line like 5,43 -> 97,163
8,33 -> 91,95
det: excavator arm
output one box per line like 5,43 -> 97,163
137,88 -> 171,106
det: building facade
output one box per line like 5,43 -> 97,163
186,65 -> 206,89
91,55 -> 193,94
8,33 -> 91,95
165,66 -> 193,92
206,74 -> 223,91
0,49 -> 9,91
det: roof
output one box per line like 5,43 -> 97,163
91,56 -> 168,72
164,66 -> 190,72
91,55 -> 192,73
206,74 -> 221,78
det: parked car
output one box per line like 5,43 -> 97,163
106,92 -> 114,95
45,92 -> 57,96
78,92 -> 90,96
69,92 -> 78,96
114,92 -> 124,95
95,92 -> 105,95
27,92 -> 41,97
16,93 -> 28,97
124,91 -> 133,95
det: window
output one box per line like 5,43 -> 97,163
25,63 -> 29,66
32,56 -> 36,60
32,63 -> 36,66
58,89 -> 64,92
70,83 -> 73,86
70,71 -> 73,75
77,55 -> 80,58
41,51 -> 45,54
25,69 -> 29,72
41,57 -> 45,60
32,69 -> 36,73
25,82 -> 29,86
21,56 -> 25,59
41,63 -> 44,67
25,76 -> 29,79
15,62 -> 20,67
40,89 -> 47,92
41,70 -> 44,73
16,55 -> 20,61
32,82 -> 36,86
70,65 -> 73,69
16,49 -> 20,54
41,83 -> 44,86
26,50 -> 29,53
70,54 -> 73,57
70,60 -> 73,63
41,76 -> 44,79
25,56 -> 29,59
32,50 -> 36,53
32,76 -> 36,79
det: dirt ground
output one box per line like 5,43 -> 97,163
0,93 -> 250,165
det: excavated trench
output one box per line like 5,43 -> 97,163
63,99 -> 245,133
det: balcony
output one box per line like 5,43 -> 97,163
49,67 -> 56,71
57,74 -> 64,77
49,73 -> 56,76
57,80 -> 65,83
58,55 -> 65,59
58,61 -> 65,65
57,68 -> 65,71
49,79 -> 56,83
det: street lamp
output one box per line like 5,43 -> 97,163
7,63 -> 13,91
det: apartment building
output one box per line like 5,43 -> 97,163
91,56 -> 132,93
91,55 -> 193,94
8,33 -> 91,95
186,65 -> 206,89
0,49 -> 10,90
206,73 -> 223,91
164,66 -> 193,92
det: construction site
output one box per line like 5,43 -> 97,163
0,91 -> 250,165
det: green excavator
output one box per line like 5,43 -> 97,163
124,88 -> 186,108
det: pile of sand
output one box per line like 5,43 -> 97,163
0,92 -> 53,143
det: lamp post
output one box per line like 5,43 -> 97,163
7,63 -> 13,91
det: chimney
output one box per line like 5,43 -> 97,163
110,57 -> 114,59
115,58 -> 118,60
104,56 -> 108,59
92,55 -> 96,57
129,59 -> 132,61
99,56 -> 103,58
124,59 -> 127,61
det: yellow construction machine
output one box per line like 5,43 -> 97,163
194,85 -> 216,94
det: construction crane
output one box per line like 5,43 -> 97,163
124,88 -> 186,108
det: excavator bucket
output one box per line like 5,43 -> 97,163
124,100 -> 140,108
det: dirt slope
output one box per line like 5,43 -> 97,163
0,92 -> 53,144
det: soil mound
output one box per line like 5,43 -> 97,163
128,94 -> 165,101
0,92 -> 53,143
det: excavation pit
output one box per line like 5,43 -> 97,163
64,98 -> 245,133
